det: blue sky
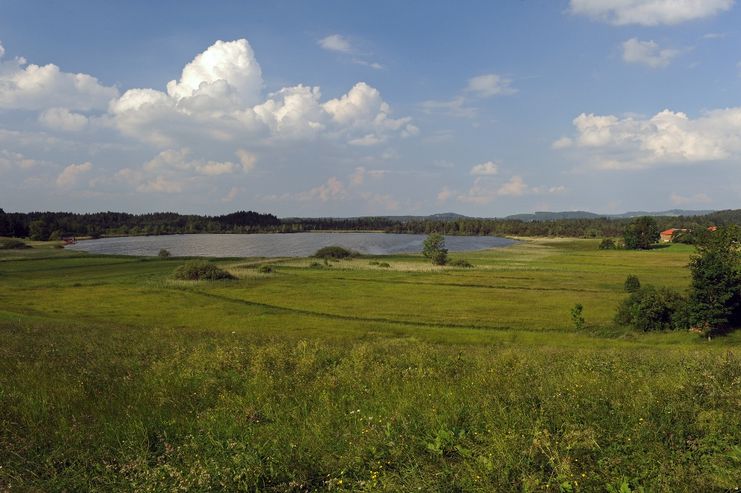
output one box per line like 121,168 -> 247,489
1,0 -> 740,216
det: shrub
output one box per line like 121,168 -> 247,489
313,246 -> 358,259
158,248 -> 172,258
368,261 -> 380,266
599,238 -> 616,250
615,286 -> 688,331
449,259 -> 473,268
377,262 -> 391,268
0,238 -> 29,249
309,262 -> 325,269
258,265 -> 273,274
571,303 -> 585,330
173,260 -> 236,281
624,274 -> 640,292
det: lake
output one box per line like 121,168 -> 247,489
66,233 -> 516,257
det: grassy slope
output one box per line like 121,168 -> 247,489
0,238 -> 739,492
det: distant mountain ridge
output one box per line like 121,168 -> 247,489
503,209 -> 715,222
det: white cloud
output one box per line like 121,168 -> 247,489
0,42 -> 5,59
137,176 -> 184,194
622,38 -> 679,68
457,174 -> 563,204
470,161 -> 499,176
559,108 -> 741,169
39,107 -> 88,131
57,161 -> 92,188
236,149 -> 256,172
0,49 -> 118,110
166,39 -> 262,106
319,34 -> 353,54
670,192 -> 712,206
552,137 -> 573,149
349,133 -> 384,146
297,176 -> 347,202
466,74 -> 516,97
419,97 -> 477,118
496,175 -> 527,196
0,149 -> 38,172
569,0 -> 734,26
222,186 -> 242,203
108,41 -> 413,147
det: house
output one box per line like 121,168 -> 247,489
61,235 -> 76,245
659,228 -> 688,243
707,226 -> 718,232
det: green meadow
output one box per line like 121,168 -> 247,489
0,238 -> 739,492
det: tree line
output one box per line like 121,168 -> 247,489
1,207 -> 740,241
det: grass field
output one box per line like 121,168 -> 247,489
1,238 -> 739,492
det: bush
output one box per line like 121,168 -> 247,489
313,246 -> 358,259
173,260 -> 236,281
449,259 -> 473,268
599,238 -> 616,250
615,286 -> 688,331
309,262 -> 325,269
158,248 -> 172,258
377,262 -> 391,268
0,238 -> 29,249
257,265 -> 273,274
624,274 -> 640,292
368,261 -> 380,266
571,303 -> 585,330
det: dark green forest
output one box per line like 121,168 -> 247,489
1,208 -> 740,241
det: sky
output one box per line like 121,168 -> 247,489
1,0 -> 740,217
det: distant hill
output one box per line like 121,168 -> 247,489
503,209 -> 716,222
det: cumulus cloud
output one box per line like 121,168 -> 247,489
0,48 -> 117,110
622,38 -> 679,68
108,40 -> 413,147
297,176 -> 347,202
557,108 -> 741,169
39,107 -> 88,131
569,0 -> 734,26
470,161 -> 499,176
57,161 -> 92,188
166,39 -> 262,106
466,74 -> 516,97
319,34 -> 353,53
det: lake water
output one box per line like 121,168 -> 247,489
66,233 -> 516,258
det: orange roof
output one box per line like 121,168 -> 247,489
707,226 -> 718,232
660,229 -> 678,236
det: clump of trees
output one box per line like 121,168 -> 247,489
615,286 -> 688,332
422,233 -> 448,265
158,248 -> 172,258
623,216 -> 659,250
313,246 -> 359,259
615,225 -> 740,335
686,225 -> 741,335
173,260 -> 236,281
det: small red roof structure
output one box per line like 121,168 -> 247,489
659,228 -> 688,243
707,226 -> 718,232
